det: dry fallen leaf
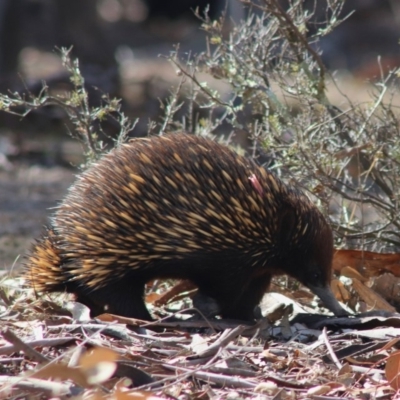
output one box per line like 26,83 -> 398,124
79,347 -> 119,385
113,389 -> 166,399
373,273 -> 400,306
190,334 -> 209,355
153,280 -> 197,306
254,381 -> 279,394
333,249 -> 400,277
331,278 -> 351,303
307,385 -> 331,396
31,363 -> 88,388
352,278 -> 396,313
31,347 -> 120,389
385,351 -> 400,391
340,266 -> 368,282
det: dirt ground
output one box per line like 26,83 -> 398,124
0,164 -> 75,271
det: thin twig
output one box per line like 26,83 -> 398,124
321,327 -> 342,369
1,329 -> 50,363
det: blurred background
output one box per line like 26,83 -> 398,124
0,0 -> 400,268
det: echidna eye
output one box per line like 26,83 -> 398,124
312,271 -> 321,280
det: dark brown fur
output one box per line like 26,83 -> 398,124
27,133 -> 346,320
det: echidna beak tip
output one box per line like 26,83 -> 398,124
307,283 -> 350,317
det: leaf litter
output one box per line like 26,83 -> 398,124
2,249 -> 400,399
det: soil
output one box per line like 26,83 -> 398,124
0,165 -> 75,271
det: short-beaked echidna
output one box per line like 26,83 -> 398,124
27,133 -> 347,320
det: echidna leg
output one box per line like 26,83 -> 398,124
74,292 -> 108,317
216,274 -> 272,321
73,279 -> 152,320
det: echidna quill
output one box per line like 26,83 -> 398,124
26,133 -> 348,320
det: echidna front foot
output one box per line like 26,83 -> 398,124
206,274 -> 273,321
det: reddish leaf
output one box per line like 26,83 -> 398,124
385,351 -> 400,390
333,249 -> 400,277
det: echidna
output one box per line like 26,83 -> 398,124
27,133 -> 347,320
